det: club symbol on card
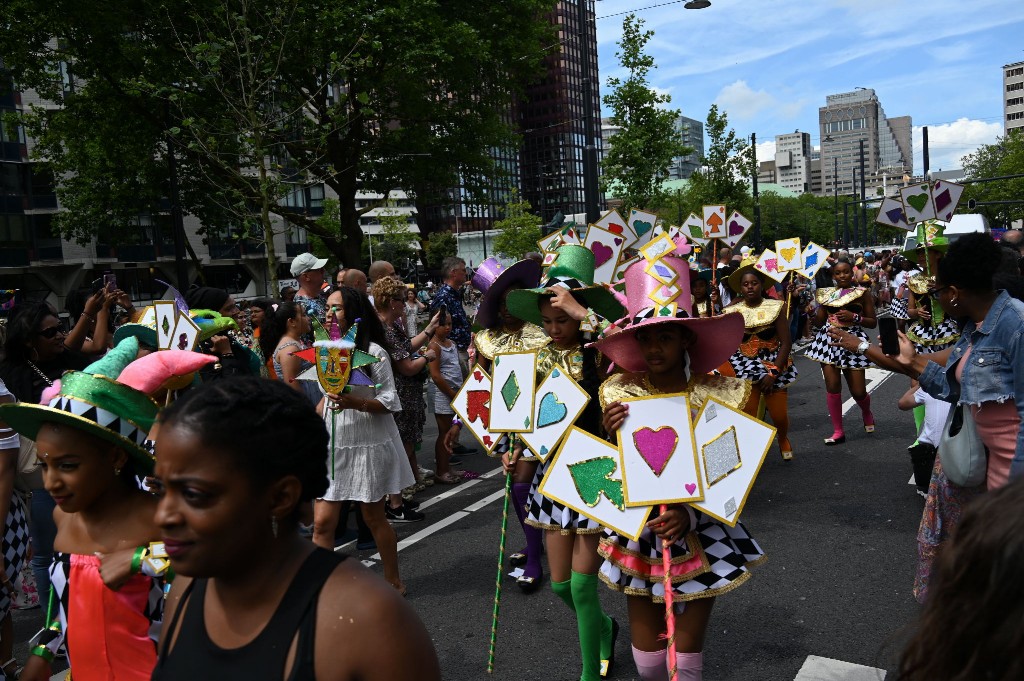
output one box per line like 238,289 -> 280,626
537,392 -> 568,428
568,456 -> 625,510
632,426 -> 678,477
592,242 -> 614,267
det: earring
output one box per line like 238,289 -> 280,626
951,298 -> 959,307
271,516 -> 279,539
113,467 -> 122,476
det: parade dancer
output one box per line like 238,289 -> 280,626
444,257 -> 549,590
724,258 -> 798,460
592,254 -> 764,681
804,259 -> 877,445
505,245 -> 626,680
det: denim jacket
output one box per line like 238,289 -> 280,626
919,290 -> 1024,480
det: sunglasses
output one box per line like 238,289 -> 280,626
37,326 -> 63,339
925,285 -> 952,300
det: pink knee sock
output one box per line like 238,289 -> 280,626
855,393 -> 874,427
675,651 -> 704,681
632,645 -> 669,681
826,392 -> 844,439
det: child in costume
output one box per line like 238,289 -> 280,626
724,258 -> 798,460
504,245 -> 626,680
0,338 -> 212,681
803,259 -> 877,445
445,257 -> 549,590
427,313 -> 466,484
592,255 -> 764,681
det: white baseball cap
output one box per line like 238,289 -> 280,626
740,245 -> 751,255
290,253 -> 328,277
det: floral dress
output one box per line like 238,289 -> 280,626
384,321 -> 426,446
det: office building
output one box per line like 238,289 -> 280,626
602,113 -> 704,183
774,131 -> 813,194
819,89 -> 912,199
757,160 -> 777,185
1005,61 -> 1024,133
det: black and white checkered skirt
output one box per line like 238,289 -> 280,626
907,318 -> 960,354
727,347 -> 798,390
526,459 -> 602,535
889,298 -> 910,320
804,323 -> 871,369
1,494 -> 29,618
598,512 -> 765,609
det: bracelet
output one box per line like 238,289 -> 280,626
130,546 -> 149,575
853,313 -> 862,324
31,644 -> 55,664
451,415 -> 463,427
856,340 -> 870,353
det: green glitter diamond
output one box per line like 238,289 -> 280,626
501,372 -> 521,410
161,315 -> 172,335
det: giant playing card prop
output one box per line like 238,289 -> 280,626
451,364 -> 499,453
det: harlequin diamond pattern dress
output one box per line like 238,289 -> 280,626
804,288 -> 872,370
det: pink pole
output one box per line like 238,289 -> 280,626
660,504 -> 678,681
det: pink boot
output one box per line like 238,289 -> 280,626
825,392 -> 845,445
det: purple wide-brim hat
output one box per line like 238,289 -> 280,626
472,258 -> 543,329
588,255 -> 744,376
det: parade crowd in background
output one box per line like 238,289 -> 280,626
0,224 -> 1022,681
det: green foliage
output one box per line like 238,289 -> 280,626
684,105 -> 754,214
492,191 -> 542,260
961,129 -> 1024,228
0,0 -> 557,269
601,14 -> 688,212
425,230 -> 458,270
375,203 -> 418,265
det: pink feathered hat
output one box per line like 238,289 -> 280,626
588,255 -> 742,376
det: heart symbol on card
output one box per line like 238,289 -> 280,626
685,483 -> 697,495
729,220 -> 744,236
539,445 -> 549,456
593,242 -> 613,267
473,370 -> 483,381
780,247 -> 796,263
634,220 -> 653,236
537,392 -> 568,428
551,368 -> 561,378
632,426 -> 678,477
608,224 -> 624,235
614,237 -> 623,246
906,193 -> 930,213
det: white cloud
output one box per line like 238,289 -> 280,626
713,81 -> 777,121
913,118 -> 1002,173
754,140 -> 777,166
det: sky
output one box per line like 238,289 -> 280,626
593,0 -> 1024,174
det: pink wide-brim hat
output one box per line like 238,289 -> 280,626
471,257 -> 542,329
589,255 -> 743,376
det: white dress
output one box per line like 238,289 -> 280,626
321,342 -> 415,503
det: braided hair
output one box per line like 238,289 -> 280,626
159,377 -> 329,510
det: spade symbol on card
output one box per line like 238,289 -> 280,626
568,457 -> 625,510
473,370 -> 483,381
704,212 -> 724,236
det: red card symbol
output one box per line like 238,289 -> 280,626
607,224 -> 624,235
466,390 -> 490,426
483,435 -> 493,446
473,370 -> 483,381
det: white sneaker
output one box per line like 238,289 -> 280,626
418,466 -> 435,478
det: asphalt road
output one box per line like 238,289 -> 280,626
12,345 -> 926,681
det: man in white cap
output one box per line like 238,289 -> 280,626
290,252 -> 328,342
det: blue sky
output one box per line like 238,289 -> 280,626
593,0 -> 1024,173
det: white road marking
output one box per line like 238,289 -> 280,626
842,367 -> 893,416
794,655 -> 886,680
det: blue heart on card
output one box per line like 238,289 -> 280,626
538,392 -> 568,428
539,445 -> 549,456
552,368 -> 561,378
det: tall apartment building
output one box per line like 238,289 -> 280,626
773,131 -> 813,194
809,149 -> 822,195
1005,61 -> 1024,133
518,0 -> 601,225
601,113 -> 705,182
819,89 -> 912,199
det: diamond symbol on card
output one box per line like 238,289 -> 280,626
162,315 -> 171,335
501,373 -> 521,410
804,252 -> 819,268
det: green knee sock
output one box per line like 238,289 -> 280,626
912,405 -> 926,444
570,571 -> 612,681
552,578 -> 576,611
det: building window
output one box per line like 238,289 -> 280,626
1008,82 -> 1024,92
1008,97 -> 1024,107
1008,112 -> 1024,121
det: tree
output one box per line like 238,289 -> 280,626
961,129 -> 1024,228
0,0 -> 556,270
425,230 -> 458,270
492,190 -> 542,260
600,14 -> 688,212
373,203 -> 418,268
684,105 -> 754,217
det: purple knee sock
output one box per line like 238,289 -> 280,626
511,483 -> 543,579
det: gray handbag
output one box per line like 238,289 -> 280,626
938,403 -> 988,487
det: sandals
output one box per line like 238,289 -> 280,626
434,472 -> 462,485
824,435 -> 846,446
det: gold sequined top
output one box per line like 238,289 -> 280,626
599,372 -> 751,413
907,273 -> 934,296
536,343 -> 599,383
473,323 -> 549,361
815,287 -> 866,309
726,299 -> 784,333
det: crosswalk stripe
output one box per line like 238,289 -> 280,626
794,655 -> 886,680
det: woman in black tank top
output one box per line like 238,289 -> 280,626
150,378 -> 440,681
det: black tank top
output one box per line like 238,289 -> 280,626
153,548 -> 346,681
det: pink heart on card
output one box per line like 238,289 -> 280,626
593,242 -> 613,267
685,483 -> 697,495
632,426 -> 678,477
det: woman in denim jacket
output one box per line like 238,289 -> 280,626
831,233 -> 1024,600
